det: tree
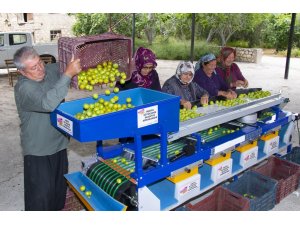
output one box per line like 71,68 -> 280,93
201,14 -> 246,46
72,13 -> 132,36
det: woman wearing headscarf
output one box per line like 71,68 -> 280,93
194,53 -> 237,100
215,47 -> 248,90
162,61 -> 209,109
116,47 -> 161,91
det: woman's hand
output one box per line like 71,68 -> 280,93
225,90 -> 237,99
243,79 -> 249,88
181,100 -> 192,110
200,95 -> 209,105
235,80 -> 245,87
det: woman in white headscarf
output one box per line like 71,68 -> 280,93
162,61 -> 209,109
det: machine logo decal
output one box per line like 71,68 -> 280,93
57,114 -> 73,135
137,105 -> 158,128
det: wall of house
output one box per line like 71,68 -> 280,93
0,13 -> 76,43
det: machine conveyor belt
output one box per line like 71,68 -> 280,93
168,94 -> 285,142
125,139 -> 189,162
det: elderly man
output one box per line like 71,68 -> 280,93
14,46 -> 81,211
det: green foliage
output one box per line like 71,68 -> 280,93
292,48 -> 300,57
260,14 -> 300,52
227,40 -> 249,48
72,13 -> 132,36
135,37 -> 219,60
71,13 -> 300,59
277,48 -> 300,57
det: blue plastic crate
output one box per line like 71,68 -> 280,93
223,170 -> 277,211
283,146 -> 300,164
50,88 -> 180,142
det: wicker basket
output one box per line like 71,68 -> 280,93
58,32 -> 132,88
186,186 -> 250,211
252,156 -> 300,203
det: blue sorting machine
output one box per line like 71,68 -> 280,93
50,88 -> 296,211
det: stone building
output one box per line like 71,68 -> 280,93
0,13 -> 76,43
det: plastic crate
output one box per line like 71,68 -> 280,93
186,186 -> 250,211
283,146 -> 300,165
223,170 -> 277,211
252,156 -> 300,203
58,32 -> 132,88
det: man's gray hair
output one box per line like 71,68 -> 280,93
13,46 -> 39,70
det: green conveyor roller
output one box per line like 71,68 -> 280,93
87,161 -> 135,202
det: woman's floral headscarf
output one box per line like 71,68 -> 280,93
195,53 -> 216,71
131,47 -> 157,88
175,61 -> 195,84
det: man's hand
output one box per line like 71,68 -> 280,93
64,55 -> 82,78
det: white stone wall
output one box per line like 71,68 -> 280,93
0,13 -> 75,43
235,47 -> 263,64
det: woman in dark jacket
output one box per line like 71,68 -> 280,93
162,61 -> 208,109
194,53 -> 237,100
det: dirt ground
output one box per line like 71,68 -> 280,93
0,56 -> 300,211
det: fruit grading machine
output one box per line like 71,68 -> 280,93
50,87 -> 296,211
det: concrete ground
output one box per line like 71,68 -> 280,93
0,55 -> 300,211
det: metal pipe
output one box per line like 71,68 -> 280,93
132,13 -> 136,55
190,13 -> 196,63
284,13 -> 297,80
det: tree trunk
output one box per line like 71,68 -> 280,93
219,28 -> 226,46
206,28 -> 215,43
145,13 -> 155,45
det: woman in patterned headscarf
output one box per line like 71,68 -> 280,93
116,47 -> 161,91
162,61 -> 209,109
215,47 -> 248,90
194,53 -> 237,100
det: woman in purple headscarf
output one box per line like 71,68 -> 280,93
116,47 -> 161,91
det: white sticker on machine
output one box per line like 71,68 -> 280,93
56,114 -> 73,135
137,105 -> 158,128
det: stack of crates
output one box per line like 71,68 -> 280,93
186,186 -> 250,211
252,156 -> 300,203
223,171 -> 277,211
58,32 -> 132,88
282,146 -> 300,186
